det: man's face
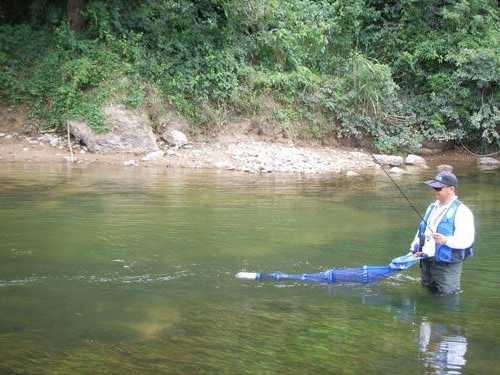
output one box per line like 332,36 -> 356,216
433,185 -> 455,203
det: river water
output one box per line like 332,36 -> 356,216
0,162 -> 499,374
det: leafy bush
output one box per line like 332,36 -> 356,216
0,20 -> 149,131
0,0 -> 498,150
318,54 -> 419,152
363,0 -> 500,149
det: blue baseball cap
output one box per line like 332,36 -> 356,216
425,171 -> 458,188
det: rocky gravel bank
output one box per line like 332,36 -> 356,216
171,141 -> 377,174
1,130 -> 496,175
3,103 -> 495,176
0,131 -> 378,175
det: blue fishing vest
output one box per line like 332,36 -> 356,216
417,199 -> 474,263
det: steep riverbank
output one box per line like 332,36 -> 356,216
0,104 -> 493,176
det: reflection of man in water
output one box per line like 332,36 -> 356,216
419,320 -> 468,374
328,285 -> 468,373
410,172 -> 475,295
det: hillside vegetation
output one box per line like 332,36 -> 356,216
0,0 -> 498,152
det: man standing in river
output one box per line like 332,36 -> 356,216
410,171 -> 475,295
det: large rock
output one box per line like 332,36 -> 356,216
373,154 -> 403,167
68,105 -> 159,154
479,157 -> 500,165
163,129 -> 188,148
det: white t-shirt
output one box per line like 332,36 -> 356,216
410,197 -> 475,257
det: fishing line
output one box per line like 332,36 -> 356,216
375,157 -> 427,225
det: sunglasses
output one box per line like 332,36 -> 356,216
432,187 -> 443,192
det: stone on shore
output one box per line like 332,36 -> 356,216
389,167 -> 405,175
163,130 -> 188,148
373,154 -> 403,167
405,154 -> 427,167
479,157 -> 500,165
68,105 -> 159,154
123,160 -> 137,167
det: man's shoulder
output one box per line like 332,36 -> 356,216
456,201 -> 474,216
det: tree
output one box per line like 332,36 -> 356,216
67,0 -> 86,32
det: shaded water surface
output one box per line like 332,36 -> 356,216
1,163 -> 499,374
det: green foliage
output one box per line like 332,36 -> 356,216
363,0 -> 500,148
317,54 -> 419,151
0,0 -> 498,150
471,104 -> 500,144
0,20 -> 147,131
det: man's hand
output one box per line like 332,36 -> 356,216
414,251 -> 427,258
433,233 -> 447,245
